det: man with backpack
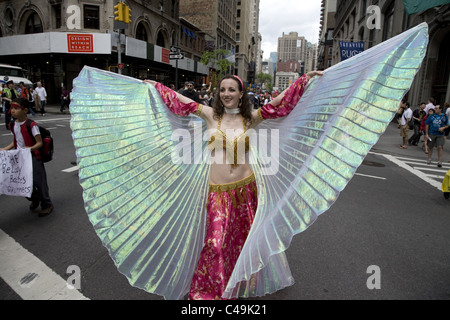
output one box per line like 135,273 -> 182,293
0,98 -> 54,217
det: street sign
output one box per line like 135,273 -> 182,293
169,53 -> 184,60
170,46 -> 180,53
118,63 -> 124,69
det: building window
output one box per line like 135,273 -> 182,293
136,22 -> 149,42
84,5 -> 99,30
53,4 -> 61,29
25,11 -> 43,34
383,2 -> 395,41
157,31 -> 165,47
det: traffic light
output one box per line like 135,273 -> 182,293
114,2 -> 124,22
124,4 -> 131,24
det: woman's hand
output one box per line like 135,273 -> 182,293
143,79 -> 157,86
306,70 -> 324,80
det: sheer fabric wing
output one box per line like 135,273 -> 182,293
224,23 -> 429,298
70,66 -> 210,300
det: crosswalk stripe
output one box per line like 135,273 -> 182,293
377,153 -> 442,190
0,229 -> 89,300
62,166 -> 79,173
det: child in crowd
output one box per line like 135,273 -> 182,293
0,98 -> 53,217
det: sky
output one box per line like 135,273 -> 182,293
258,0 -> 323,60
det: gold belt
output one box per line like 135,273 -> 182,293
208,173 -> 256,207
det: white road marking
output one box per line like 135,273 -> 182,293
62,166 -> 79,173
0,229 -> 89,300
378,153 -> 442,190
355,173 -> 386,180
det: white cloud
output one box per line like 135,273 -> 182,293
258,0 -> 322,60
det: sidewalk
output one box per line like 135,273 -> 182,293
33,103 -> 68,115
372,121 -> 450,165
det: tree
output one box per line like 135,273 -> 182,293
201,49 -> 233,87
255,72 -> 273,92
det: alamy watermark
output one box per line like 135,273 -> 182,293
66,265 -> 81,290
366,5 -> 381,30
366,265 -> 381,290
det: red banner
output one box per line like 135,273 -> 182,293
162,48 -> 170,64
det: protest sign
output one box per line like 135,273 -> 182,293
0,149 -> 33,197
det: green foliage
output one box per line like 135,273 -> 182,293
255,72 -> 273,92
201,49 -> 233,87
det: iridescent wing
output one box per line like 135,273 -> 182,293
223,23 -> 429,298
70,67 -> 210,300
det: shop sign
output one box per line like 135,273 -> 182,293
67,34 -> 94,53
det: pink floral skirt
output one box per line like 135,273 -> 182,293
189,173 -> 257,300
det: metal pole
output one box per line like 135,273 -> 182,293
175,59 -> 178,90
117,29 -> 122,75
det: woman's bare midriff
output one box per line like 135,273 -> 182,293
209,162 -> 253,185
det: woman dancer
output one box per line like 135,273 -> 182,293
70,22 -> 427,301
144,71 -> 323,299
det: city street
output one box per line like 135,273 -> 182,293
1,105 -> 449,302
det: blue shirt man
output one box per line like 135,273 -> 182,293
425,105 -> 450,167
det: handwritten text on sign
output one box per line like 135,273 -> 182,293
0,149 -> 33,197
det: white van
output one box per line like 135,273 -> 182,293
0,64 -> 32,85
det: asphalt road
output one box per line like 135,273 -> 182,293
0,106 -> 449,304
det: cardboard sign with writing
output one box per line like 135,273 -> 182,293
0,149 -> 33,197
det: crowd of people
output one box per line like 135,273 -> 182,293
1,81 -> 71,130
1,80 -> 50,129
396,97 -> 450,168
174,80 -> 281,110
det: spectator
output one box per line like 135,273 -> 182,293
425,104 -> 450,167
180,81 -> 202,103
408,102 -> 426,146
399,101 -> 412,149
34,82 -> 47,116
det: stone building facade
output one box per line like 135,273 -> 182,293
333,0 -> 450,106
0,0 -> 209,101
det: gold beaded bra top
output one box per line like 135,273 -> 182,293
208,115 -> 250,167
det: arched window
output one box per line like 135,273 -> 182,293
157,31 -> 165,47
136,22 -> 149,42
25,11 -> 43,34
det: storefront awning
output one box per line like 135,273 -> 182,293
0,32 -> 111,56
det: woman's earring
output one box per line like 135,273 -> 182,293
239,98 -> 242,107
